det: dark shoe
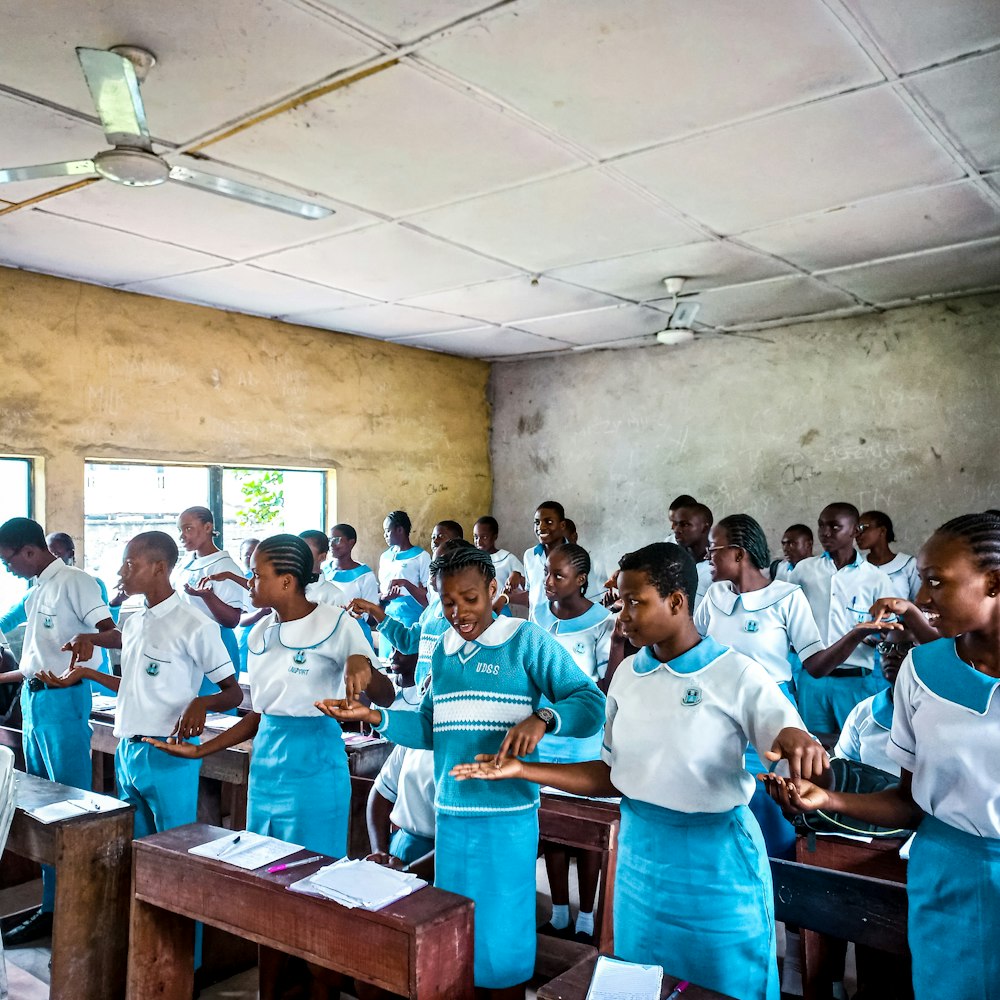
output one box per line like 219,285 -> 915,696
573,930 -> 595,946
538,921 -> 572,939
3,907 -> 53,946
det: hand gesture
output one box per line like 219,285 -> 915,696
365,851 -> 406,870
496,714 -> 546,762
36,665 -> 88,688
504,572 -> 526,595
142,736 -> 203,759
869,597 -> 914,621
762,727 -> 830,783
184,582 -> 214,601
758,773 -> 830,814
61,634 -> 97,664
347,598 -> 382,621
314,699 -> 381,725
451,753 -> 524,781
173,697 -> 209,740
344,655 -> 374,701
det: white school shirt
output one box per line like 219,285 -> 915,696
871,553 -> 920,602
20,559 -> 112,678
888,640 -> 1000,838
115,593 -> 234,739
774,560 -> 796,583
305,577 -> 346,607
694,560 -> 713,607
373,745 -> 436,840
693,580 -> 824,686
530,602 -> 614,683
833,689 -> 898,777
522,544 -> 550,615
325,564 -> 380,605
377,546 -> 431,598
789,551 -> 895,672
173,551 -> 248,623
247,602 -> 376,716
602,637 -> 805,813
490,549 -> 525,595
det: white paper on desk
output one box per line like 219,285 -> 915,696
812,831 -> 874,844
585,955 -> 663,1000
204,712 -> 245,731
26,793 -> 129,824
899,832 -> 915,860
289,857 -> 426,910
189,830 -> 302,870
91,694 -> 117,714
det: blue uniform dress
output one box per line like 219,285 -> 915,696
246,603 -> 376,857
375,617 -> 605,989
887,640 -> 1000,1000
377,546 -> 431,630
605,639 -> 806,1000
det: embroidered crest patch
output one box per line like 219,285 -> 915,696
146,662 -> 160,677
293,650 -> 307,665
744,620 -> 759,633
681,686 -> 702,707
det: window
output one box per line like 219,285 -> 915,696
0,457 -> 34,615
83,461 -> 330,590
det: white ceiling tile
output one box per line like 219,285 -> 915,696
819,238 -> 1000,303
840,0 -> 1000,73
419,0 -> 882,156
907,51 -> 1000,170
41,157 -> 379,260
210,62 -> 583,216
399,275 -> 624,324
0,0 -> 380,143
739,181 -> 1000,271
123,265 -> 376,316
256,223 -> 517,298
315,1 -> 498,44
616,88 -> 964,233
409,169 -> 704,272
282,302 -> 477,337
0,209 -> 226,286
392,325 -> 572,357
513,304 -> 671,346
547,241 -> 795,300
675,276 -> 859,327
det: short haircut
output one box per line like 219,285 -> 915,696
331,523 -> 357,542
564,517 -> 577,535
130,530 -> 179,569
860,510 -> 895,544
536,500 -> 566,521
823,502 -> 860,523
785,523 -> 814,541
475,516 -> 499,534
298,529 -> 330,553
717,514 -> 770,571
429,539 -> 496,584
935,512 -> 1000,573
435,520 -> 464,540
0,517 -> 47,550
619,542 -> 698,613
669,494 -> 697,510
679,502 -> 714,527
46,531 -> 75,553
256,534 -> 318,590
385,510 -> 412,534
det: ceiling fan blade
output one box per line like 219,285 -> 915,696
0,159 -> 97,185
76,47 -> 151,147
168,165 -> 334,220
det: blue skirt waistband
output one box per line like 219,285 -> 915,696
623,796 -> 743,828
920,814 -> 1000,856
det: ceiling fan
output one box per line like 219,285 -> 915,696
0,45 -> 333,220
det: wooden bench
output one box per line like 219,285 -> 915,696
126,822 -> 474,1000
537,954 -> 735,999
6,771 -> 134,1000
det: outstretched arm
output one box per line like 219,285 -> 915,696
450,756 -> 619,798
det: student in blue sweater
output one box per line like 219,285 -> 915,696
318,541 -> 605,1000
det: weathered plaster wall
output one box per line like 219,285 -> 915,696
490,294 -> 1000,573
0,268 -> 491,567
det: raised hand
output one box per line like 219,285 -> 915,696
763,727 -> 830,783
450,753 -> 524,781
314,699 -> 381,726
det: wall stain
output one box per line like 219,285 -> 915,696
799,428 -> 820,446
517,410 -> 544,436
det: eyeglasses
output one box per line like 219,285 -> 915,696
876,640 -> 914,655
0,545 -> 23,568
706,545 -> 740,556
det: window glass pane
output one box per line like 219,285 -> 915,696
83,462 -> 210,591
0,457 -> 32,615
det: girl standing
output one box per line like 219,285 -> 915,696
378,510 -> 431,629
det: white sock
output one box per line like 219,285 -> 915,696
782,930 -> 802,995
549,904 -> 570,930
575,910 -> 594,936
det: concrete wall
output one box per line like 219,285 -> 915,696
489,293 -> 1000,574
0,267 -> 492,568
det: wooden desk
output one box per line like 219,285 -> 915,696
7,771 -> 134,1000
539,792 -> 620,955
795,830 -> 908,885
126,823 -> 474,999
537,954 -> 735,999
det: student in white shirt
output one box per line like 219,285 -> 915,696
0,517 -> 116,944
378,510 -> 431,630
323,523 -> 380,604
663,494 -> 697,545
789,503 -> 897,733
473,516 -> 525,597
671,501 -> 714,607
454,541 -> 825,1000
773,523 -> 814,583
857,510 -> 920,601
508,499 -> 569,615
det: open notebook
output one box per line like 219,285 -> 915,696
290,857 -> 426,910
586,956 -> 663,1000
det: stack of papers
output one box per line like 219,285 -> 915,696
189,830 -> 303,870
204,713 -> 246,731
290,857 -> 426,910
586,956 -> 663,1000
91,695 -> 118,714
25,793 -> 130,824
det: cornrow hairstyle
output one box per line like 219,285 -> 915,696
386,510 -> 412,535
429,538 -> 496,583
332,523 -> 357,542
435,520 -> 464,540
256,534 -> 318,589
552,542 -> 591,594
717,514 -> 771,571
131,530 -> 179,570
537,499 -> 566,520
475,515 -> 499,534
181,505 -> 220,538
786,523 -> 814,542
861,510 -> 895,544
298,529 -> 330,554
0,517 -> 47,550
669,494 -> 697,510
619,542 -> 698,613
935,512 -> 1000,573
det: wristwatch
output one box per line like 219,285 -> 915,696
533,707 -> 557,732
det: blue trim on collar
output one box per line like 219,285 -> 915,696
532,543 -> 545,557
535,602 -> 610,635
632,635 -> 729,676
911,639 -> 1000,715
870,688 -> 894,730
329,565 -> 373,582
820,549 -> 864,569
389,546 -> 425,561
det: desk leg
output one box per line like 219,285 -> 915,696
801,928 -> 832,1000
50,811 -> 131,1000
412,906 -> 475,999
126,896 -> 195,999
595,832 -> 618,956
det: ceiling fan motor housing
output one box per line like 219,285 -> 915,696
93,147 -> 169,186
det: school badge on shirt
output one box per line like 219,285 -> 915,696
289,649 -> 309,675
574,641 -> 586,655
743,620 -> 759,633
146,662 -> 160,677
681,686 -> 702,707
42,616 -> 54,629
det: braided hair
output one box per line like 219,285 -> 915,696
717,514 -> 771,570
385,510 -> 412,534
619,542 -> 698,613
552,543 -> 591,594
256,534 -> 318,589
429,539 -> 496,584
935,512 -> 1000,572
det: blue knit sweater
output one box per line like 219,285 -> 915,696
376,617 -> 606,816
378,603 -> 451,686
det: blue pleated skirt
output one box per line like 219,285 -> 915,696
389,828 -> 435,866
616,797 -> 778,1000
248,714 -> 350,857
435,810 -> 538,989
908,815 -> 1000,1000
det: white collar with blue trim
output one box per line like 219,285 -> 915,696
632,635 -> 729,676
911,639 -> 1000,715
820,549 -> 865,571
870,688 -> 894,730
708,579 -> 799,615
440,614 -> 524,656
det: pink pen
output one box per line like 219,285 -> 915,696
267,855 -> 323,873
665,981 -> 689,1000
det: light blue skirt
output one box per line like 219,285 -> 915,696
248,714 -> 350,857
746,681 -> 797,860
435,811 -> 538,989
908,815 -> 1000,1000
389,828 -> 435,866
616,797 -> 778,1000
